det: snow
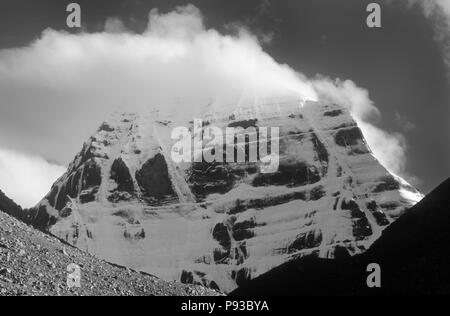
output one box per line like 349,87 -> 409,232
35,97 -> 423,293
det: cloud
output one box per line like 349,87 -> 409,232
405,0 -> 450,20
392,0 -> 450,71
312,77 -> 409,174
0,4 -> 415,203
0,148 -> 66,208
104,18 -> 127,33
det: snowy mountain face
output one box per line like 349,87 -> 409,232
30,98 -> 422,292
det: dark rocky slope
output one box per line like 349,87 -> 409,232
0,189 -> 24,221
232,178 -> 450,295
0,209 -> 220,296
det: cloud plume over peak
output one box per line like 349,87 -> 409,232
311,77 -> 408,175
0,5 -> 415,206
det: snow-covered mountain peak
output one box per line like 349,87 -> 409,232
30,98 -> 422,292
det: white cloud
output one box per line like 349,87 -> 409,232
406,0 -> 450,19
0,148 -> 65,208
0,5 -> 317,119
0,4 -> 415,203
395,0 -> 450,70
312,77 -> 409,174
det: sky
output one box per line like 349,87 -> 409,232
0,0 -> 448,207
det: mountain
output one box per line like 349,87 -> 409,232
0,208 -> 219,296
27,97 -> 422,292
231,178 -> 450,295
0,189 -> 23,221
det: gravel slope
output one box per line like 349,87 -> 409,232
0,210 -> 220,296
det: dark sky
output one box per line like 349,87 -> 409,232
0,0 -> 448,193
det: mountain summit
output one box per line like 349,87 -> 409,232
28,98 -> 422,292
